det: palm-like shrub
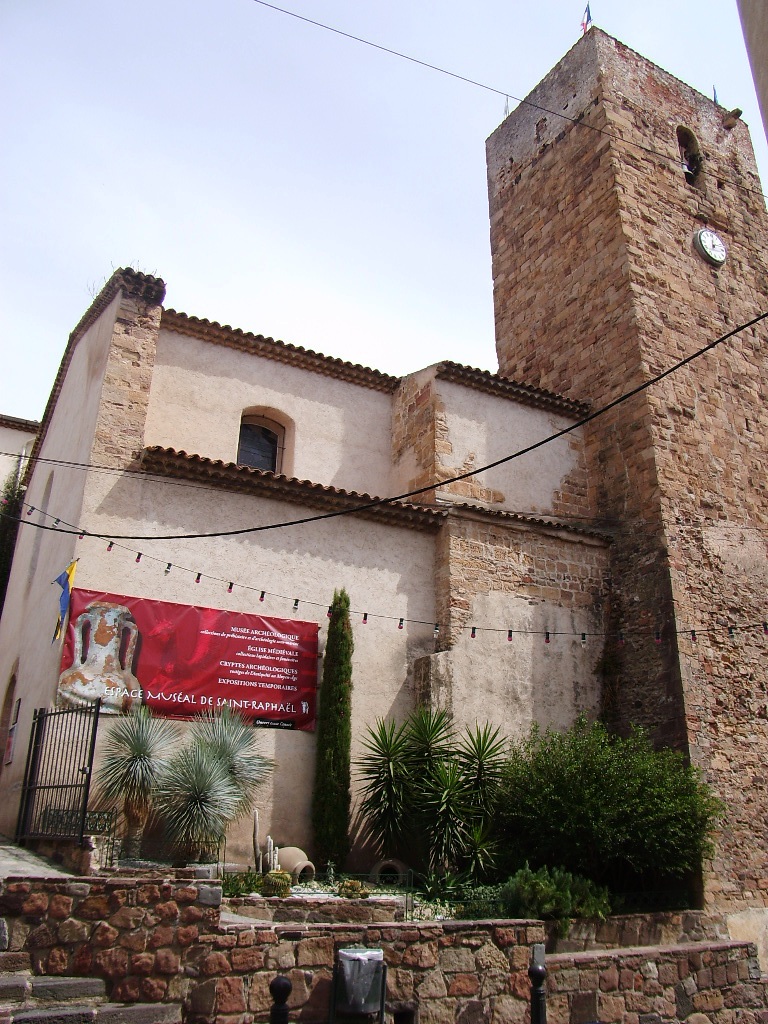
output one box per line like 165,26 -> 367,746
155,707 -> 274,861
456,723 -> 506,816
358,709 -> 506,879
155,744 -> 240,861
188,706 -> 273,818
99,705 -> 274,863
357,718 -> 410,857
94,707 -> 178,858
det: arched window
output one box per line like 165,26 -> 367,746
237,415 -> 286,474
677,126 -> 703,186
0,675 -> 19,774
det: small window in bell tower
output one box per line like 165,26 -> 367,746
677,126 -> 703,186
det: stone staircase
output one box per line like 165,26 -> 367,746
0,976 -> 181,1024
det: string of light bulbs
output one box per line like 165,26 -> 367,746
6,501 -> 766,648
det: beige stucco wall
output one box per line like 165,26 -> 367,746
0,275 -> 606,869
430,590 -> 604,738
144,328 -> 394,496
68,465 -> 435,863
0,292 -> 122,835
0,424 -> 37,486
433,378 -> 585,514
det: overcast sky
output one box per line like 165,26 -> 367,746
1,1 -> 765,422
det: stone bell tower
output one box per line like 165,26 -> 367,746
487,28 -> 768,915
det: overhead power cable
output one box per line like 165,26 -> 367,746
249,0 -> 768,203
10,503 -> 766,644
7,308 -> 768,542
0,450 -> 614,527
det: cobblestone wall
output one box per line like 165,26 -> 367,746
3,877 -> 767,1024
546,942 -> 768,1024
0,876 -> 543,1023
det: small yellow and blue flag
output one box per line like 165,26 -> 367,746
52,559 -> 78,642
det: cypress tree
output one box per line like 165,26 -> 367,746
311,587 -> 353,867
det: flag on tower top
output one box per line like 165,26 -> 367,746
581,3 -> 593,34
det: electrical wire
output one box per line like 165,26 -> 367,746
7,306 -> 766,542
0,449 -> 615,528
26,511 -> 767,642
6,496 -> 765,643
249,0 -> 768,203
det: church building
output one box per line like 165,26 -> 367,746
0,27 -> 767,953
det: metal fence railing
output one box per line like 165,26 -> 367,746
16,699 -> 102,847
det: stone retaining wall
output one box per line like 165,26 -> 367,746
0,876 -> 544,1023
552,911 -> 730,953
222,895 -> 405,924
545,942 -> 768,1024
187,919 -> 544,1024
0,875 -> 221,1006
2,876 -> 766,1024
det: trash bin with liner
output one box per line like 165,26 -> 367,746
329,947 -> 387,1024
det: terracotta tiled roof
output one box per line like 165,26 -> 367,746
0,413 -> 40,434
442,500 -> 611,542
141,446 -> 445,533
161,310 -> 401,394
435,362 -> 589,417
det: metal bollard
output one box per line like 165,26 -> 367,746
270,974 -> 292,1024
528,943 -> 547,1024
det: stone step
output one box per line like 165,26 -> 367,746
94,1006 -> 182,1023
6,1010 -> 97,1024
1,1002 -> 181,1024
0,976 -> 106,1008
0,975 -> 181,1024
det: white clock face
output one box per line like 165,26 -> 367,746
694,228 -> 727,266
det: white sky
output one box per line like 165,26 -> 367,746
1,0 -> 765,422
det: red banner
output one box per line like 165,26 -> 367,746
58,589 -> 319,729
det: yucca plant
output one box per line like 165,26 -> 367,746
94,706 -> 178,858
155,744 -> 240,862
456,723 -> 506,816
404,707 -> 454,769
188,705 -> 273,819
418,758 -> 472,874
357,718 -> 411,856
357,709 -> 507,881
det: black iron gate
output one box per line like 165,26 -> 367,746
16,699 -> 102,846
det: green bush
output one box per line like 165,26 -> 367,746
454,884 -> 505,919
0,464 -> 24,616
223,870 -> 264,897
262,870 -> 292,897
495,717 -> 723,902
455,868 -> 609,930
498,865 -> 611,935
337,878 -> 370,899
